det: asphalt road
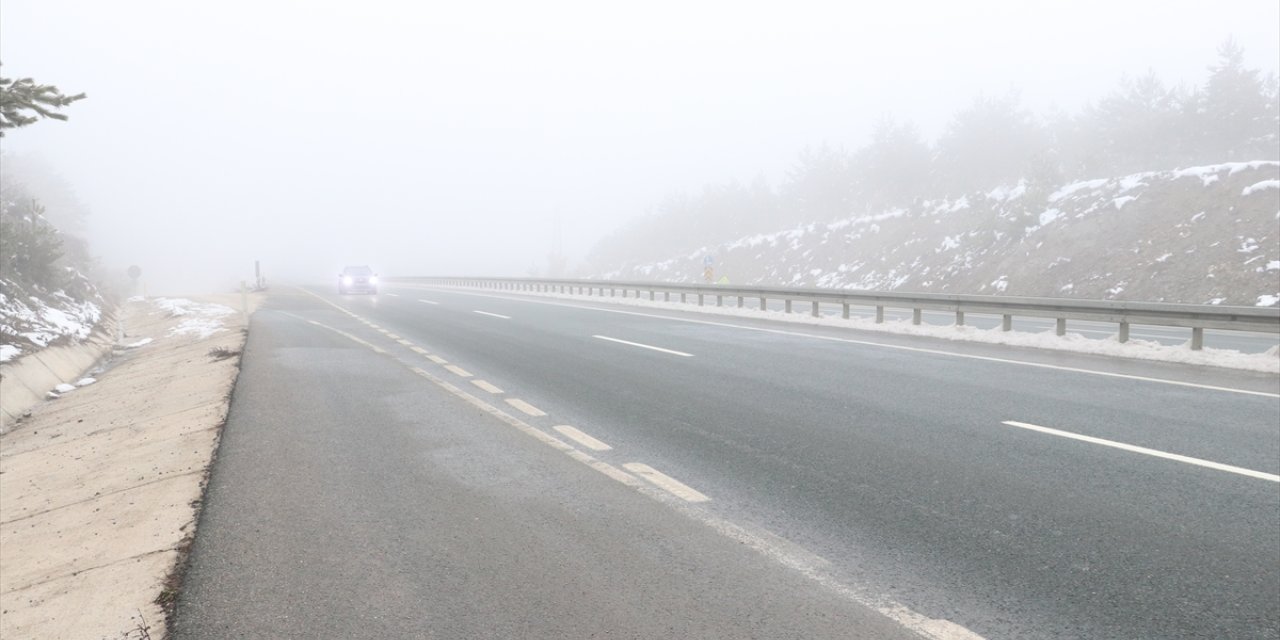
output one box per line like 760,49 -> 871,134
175,284 -> 1280,639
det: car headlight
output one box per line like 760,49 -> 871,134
369,276 -> 379,285
343,276 -> 354,285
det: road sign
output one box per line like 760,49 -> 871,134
703,255 -> 714,266
127,265 -> 141,279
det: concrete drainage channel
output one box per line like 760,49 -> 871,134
0,294 -> 258,639
0,314 -> 120,430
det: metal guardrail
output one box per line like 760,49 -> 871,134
390,277 -> 1280,350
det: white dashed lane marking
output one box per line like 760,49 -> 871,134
418,299 -> 439,305
470,379 -> 503,394
553,425 -> 612,451
622,463 -> 710,502
1002,421 -> 1280,482
473,310 -> 511,319
505,398 -> 546,417
592,335 -> 693,357
444,364 -> 473,378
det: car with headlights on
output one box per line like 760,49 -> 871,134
339,265 -> 379,294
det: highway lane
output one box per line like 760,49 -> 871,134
172,291 -> 922,640
339,283 -> 1279,639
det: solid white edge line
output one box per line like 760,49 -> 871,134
402,286 -> 1276,398
1002,420 -> 1280,482
505,398 -> 546,417
553,425 -> 612,451
622,463 -> 710,502
593,334 -> 693,357
473,310 -> 511,319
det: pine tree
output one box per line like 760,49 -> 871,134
852,117 -> 933,210
0,65 -> 86,135
933,93 -> 1047,195
1077,70 -> 1193,175
1194,38 -> 1275,161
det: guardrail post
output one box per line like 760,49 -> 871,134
716,295 -> 723,307
876,306 -> 884,323
1056,318 -> 1067,336
759,296 -> 766,310
1118,322 -> 1129,343
956,311 -> 965,326
785,300 -> 792,314
698,294 -> 704,306
649,291 -> 655,301
664,292 -> 670,302
912,308 -> 921,325
737,296 -> 744,308
812,301 -> 820,317
1002,314 -> 1012,331
842,303 -> 849,319
681,293 -> 687,303
1191,327 -> 1204,350
622,289 -> 627,298
611,287 -> 616,297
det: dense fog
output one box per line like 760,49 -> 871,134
2,0 -> 1277,294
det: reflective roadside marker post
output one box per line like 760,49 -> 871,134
240,281 -> 248,325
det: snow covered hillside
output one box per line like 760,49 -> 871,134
598,161 -> 1280,307
0,273 -> 105,363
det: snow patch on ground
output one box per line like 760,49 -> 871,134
1242,179 -> 1279,196
1,284 -> 102,349
0,344 -> 19,362
153,298 -> 235,339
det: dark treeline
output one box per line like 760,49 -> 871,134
585,40 -> 1279,271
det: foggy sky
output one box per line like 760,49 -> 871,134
2,0 -> 1277,294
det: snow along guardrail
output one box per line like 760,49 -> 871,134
390,277 -> 1280,351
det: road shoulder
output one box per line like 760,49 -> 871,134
0,293 -> 260,640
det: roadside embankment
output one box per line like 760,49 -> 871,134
1,314 -> 118,427
0,292 -> 261,640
